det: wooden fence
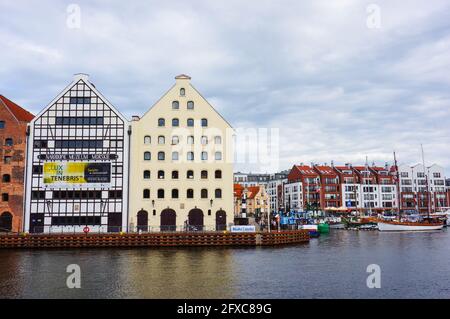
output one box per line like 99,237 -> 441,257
0,230 -> 309,249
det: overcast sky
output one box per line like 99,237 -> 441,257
1,0 -> 449,174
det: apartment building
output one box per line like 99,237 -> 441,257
370,165 -> 397,211
284,181 -> 303,212
266,172 -> 288,214
351,166 -> 380,212
287,165 -> 320,211
129,75 -> 233,231
24,74 -> 129,233
0,96 -> 34,232
333,164 -> 360,210
397,163 -> 448,213
233,172 -> 270,187
313,165 -> 341,209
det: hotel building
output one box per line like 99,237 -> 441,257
0,96 -> 34,232
24,74 -> 129,233
129,75 -> 233,231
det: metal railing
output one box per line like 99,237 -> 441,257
24,224 -> 230,235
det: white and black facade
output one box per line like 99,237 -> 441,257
24,74 -> 129,233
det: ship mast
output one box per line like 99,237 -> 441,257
421,144 -> 431,219
393,151 -> 401,219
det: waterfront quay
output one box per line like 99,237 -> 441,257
0,230 -> 309,249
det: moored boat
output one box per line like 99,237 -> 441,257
377,220 -> 444,231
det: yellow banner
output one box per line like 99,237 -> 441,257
43,162 -> 111,186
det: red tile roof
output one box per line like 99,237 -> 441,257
294,165 -> 319,176
233,184 -> 260,199
0,95 -> 34,122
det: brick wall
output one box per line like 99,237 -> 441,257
0,104 -> 29,232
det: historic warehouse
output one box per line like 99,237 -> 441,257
23,74 -> 129,233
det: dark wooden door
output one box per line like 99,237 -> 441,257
160,209 -> 176,231
107,213 -> 122,233
137,209 -> 148,232
30,213 -> 44,233
216,210 -> 227,231
188,209 -> 204,231
0,212 -> 12,232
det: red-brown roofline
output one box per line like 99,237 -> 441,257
0,95 -> 34,122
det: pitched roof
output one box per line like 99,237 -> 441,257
0,95 -> 34,122
314,165 -> 337,175
233,184 -> 261,199
294,165 -> 318,176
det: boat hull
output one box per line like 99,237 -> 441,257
378,222 -> 444,232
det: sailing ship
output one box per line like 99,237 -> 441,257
377,149 -> 444,232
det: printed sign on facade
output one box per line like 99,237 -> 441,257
43,162 -> 111,188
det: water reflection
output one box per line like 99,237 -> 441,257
1,230 -> 449,299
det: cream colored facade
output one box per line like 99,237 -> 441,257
129,75 -> 234,231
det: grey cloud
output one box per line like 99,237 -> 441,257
0,0 -> 449,175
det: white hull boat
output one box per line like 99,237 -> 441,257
378,221 -> 444,232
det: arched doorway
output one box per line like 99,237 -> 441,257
137,209 -> 148,232
216,210 -> 227,231
0,212 -> 13,232
160,208 -> 176,231
188,208 -> 204,231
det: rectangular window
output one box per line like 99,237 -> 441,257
53,190 -> 101,200
54,140 -> 103,148
1,193 -> 8,201
110,140 -> 123,148
69,97 -> 91,104
112,165 -> 123,175
32,165 -> 43,175
31,191 -> 46,200
3,156 -> 11,164
109,190 -> 122,199
55,117 -> 103,125
52,216 -> 101,226
33,140 -> 48,149
0,121 -> 4,129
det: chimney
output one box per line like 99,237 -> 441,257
132,115 -> 140,121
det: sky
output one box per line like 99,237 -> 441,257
1,0 -> 449,175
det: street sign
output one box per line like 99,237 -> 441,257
83,226 -> 90,234
230,226 -> 256,233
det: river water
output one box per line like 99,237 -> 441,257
1,229 -> 449,299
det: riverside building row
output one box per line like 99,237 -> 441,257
235,163 -> 450,215
2,73 -> 234,233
